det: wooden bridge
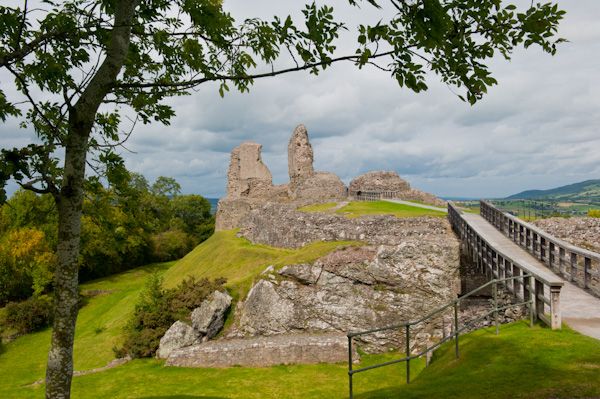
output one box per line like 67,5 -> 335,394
449,200 -> 600,339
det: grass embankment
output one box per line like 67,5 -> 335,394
299,200 -> 446,218
0,231 -> 358,397
162,230 -> 360,299
0,261 -> 173,396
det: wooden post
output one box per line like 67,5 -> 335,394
512,265 -> 520,299
570,252 -> 578,283
540,237 -> 546,262
584,257 -> 591,289
519,225 -> 524,246
550,285 -> 562,330
534,279 -> 544,321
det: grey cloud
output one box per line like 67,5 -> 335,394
2,0 -> 600,199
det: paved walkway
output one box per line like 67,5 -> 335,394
462,213 -> 600,340
384,199 -> 448,213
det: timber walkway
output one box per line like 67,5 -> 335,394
450,201 -> 600,339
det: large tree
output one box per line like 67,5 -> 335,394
0,0 -> 564,397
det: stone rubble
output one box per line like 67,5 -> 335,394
532,217 -> 600,253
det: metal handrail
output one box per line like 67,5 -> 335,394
347,275 -> 533,398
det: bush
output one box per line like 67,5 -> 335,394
150,229 -> 192,262
588,209 -> 600,218
4,295 -> 53,334
118,274 -> 226,358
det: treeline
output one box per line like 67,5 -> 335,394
0,173 -> 214,306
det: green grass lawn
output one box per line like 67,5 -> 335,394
336,201 -> 446,219
6,321 -> 600,398
0,261 -> 174,396
299,201 -> 446,218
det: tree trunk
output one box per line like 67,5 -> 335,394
44,1 -> 138,397
45,130 -> 88,399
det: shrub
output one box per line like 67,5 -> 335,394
150,229 -> 192,262
4,295 -> 53,334
118,274 -> 226,358
588,209 -> 600,218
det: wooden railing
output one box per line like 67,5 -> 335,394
350,190 -> 400,201
448,202 -> 563,329
480,200 -> 600,298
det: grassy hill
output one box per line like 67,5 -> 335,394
507,179 -> 600,202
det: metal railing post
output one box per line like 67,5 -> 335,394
454,302 -> 459,358
405,325 -> 410,384
493,280 -> 499,335
348,335 -> 353,399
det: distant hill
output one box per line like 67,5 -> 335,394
506,179 -> 600,202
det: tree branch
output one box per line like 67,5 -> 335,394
117,49 -> 397,89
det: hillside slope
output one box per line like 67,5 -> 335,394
507,179 -> 600,202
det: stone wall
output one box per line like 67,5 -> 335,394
166,333 -> 353,368
216,124 -> 347,230
238,202 -> 450,249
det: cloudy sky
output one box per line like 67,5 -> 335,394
2,0 -> 599,199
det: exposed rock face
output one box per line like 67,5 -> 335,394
532,217 -> 600,253
239,202 -> 450,249
229,240 -> 460,353
191,291 -> 232,341
157,321 -> 200,359
349,171 -> 410,193
288,124 -> 314,183
348,171 -> 445,207
157,291 -> 232,358
166,333 -> 355,368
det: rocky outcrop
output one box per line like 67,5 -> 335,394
532,217 -> 600,253
157,291 -> 232,359
166,333 -> 355,368
239,202 -> 450,249
191,291 -> 232,341
348,171 -> 445,207
157,321 -> 200,359
228,239 -> 460,353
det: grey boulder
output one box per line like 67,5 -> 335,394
156,321 -> 199,359
191,291 -> 233,340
